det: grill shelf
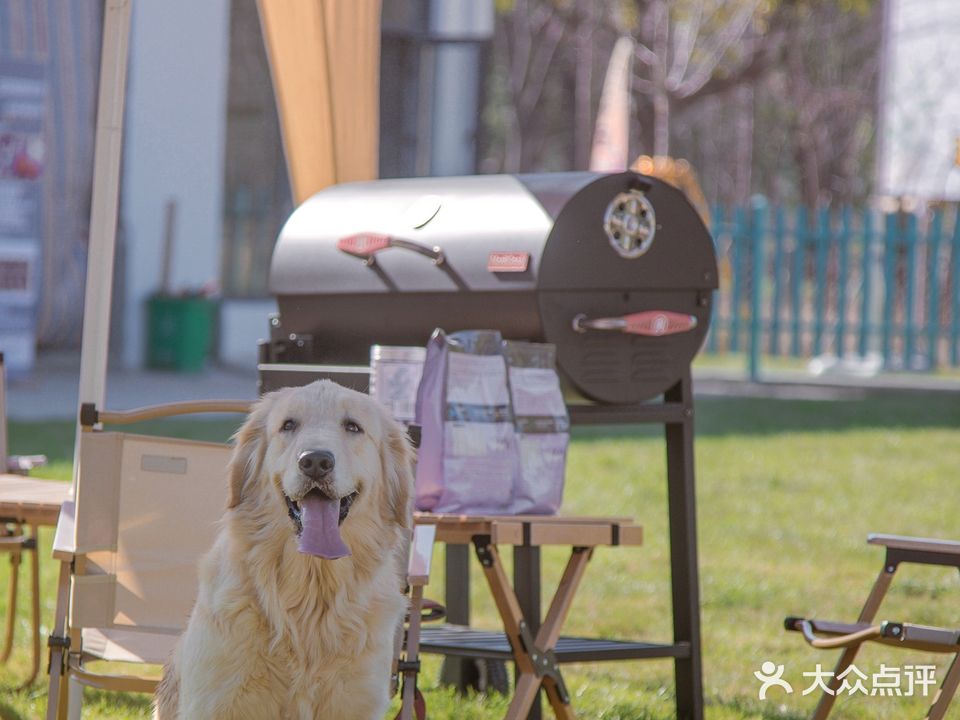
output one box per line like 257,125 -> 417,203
420,624 -> 690,663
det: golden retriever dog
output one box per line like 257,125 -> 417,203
155,380 -> 415,720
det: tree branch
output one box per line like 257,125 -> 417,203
666,1 -> 703,90
674,0 -> 763,99
672,22 -> 787,112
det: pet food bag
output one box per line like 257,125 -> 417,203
414,329 -> 518,513
503,341 -> 569,515
414,330 -> 569,515
369,345 -> 426,424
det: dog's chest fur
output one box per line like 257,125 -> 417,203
172,523 -> 406,719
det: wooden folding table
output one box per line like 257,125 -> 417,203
0,474 -> 71,686
415,513 -> 650,719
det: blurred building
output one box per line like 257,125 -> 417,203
878,0 -> 960,201
0,2 -> 102,374
0,0 -> 493,372
380,0 -> 493,178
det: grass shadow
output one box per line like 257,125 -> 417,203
572,392 -> 960,441
0,701 -> 24,720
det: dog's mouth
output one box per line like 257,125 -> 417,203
284,488 -> 359,560
285,489 -> 358,530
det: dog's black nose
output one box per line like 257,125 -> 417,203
298,450 -> 335,478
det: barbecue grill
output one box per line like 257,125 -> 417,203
258,170 -> 715,719
260,171 -> 717,404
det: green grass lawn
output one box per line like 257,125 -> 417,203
1,393 -> 959,719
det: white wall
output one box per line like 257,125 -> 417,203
878,0 -> 960,200
219,298 -> 276,369
121,0 -> 231,367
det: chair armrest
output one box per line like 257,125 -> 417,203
867,533 -> 960,557
52,499 -> 77,561
407,523 -> 436,587
92,400 -> 252,427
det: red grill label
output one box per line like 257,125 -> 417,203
487,251 -> 530,273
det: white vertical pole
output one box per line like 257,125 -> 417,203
72,0 -> 133,489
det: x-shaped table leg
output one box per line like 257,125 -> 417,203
0,521 -> 41,688
473,536 -> 594,719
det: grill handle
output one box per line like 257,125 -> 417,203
337,233 -> 445,266
572,311 -> 698,336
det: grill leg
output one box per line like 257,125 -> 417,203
439,543 -> 473,690
514,545 -> 541,720
665,375 -> 704,720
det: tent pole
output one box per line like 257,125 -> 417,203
72,0 -> 133,489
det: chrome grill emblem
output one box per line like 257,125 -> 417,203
603,190 -> 656,258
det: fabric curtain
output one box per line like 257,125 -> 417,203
256,0 -> 381,205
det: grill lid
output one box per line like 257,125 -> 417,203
271,174 -> 552,296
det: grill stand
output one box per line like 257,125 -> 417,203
433,372 -> 704,720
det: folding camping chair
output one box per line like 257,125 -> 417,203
785,533 -> 960,720
46,400 -> 434,720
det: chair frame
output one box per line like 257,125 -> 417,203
47,400 -> 250,720
786,533 -> 960,720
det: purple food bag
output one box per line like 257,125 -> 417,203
414,329 -> 518,514
503,341 -> 569,514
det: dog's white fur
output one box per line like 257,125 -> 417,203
155,380 -> 414,720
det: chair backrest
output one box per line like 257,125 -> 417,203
71,430 -> 231,659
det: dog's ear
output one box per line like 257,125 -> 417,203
380,414 -> 415,529
227,401 -> 268,509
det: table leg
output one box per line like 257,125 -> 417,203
1,522 -> 22,664
505,672 -> 543,720
536,547 -> 592,650
543,675 -> 576,720
25,522 -> 41,687
474,538 -> 589,720
537,548 -> 592,720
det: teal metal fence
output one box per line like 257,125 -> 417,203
708,198 -> 960,379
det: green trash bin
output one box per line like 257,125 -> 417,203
146,295 -> 216,372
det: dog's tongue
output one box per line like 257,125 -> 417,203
298,493 -> 350,559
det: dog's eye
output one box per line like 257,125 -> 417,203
280,418 -> 299,433
343,420 -> 363,434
